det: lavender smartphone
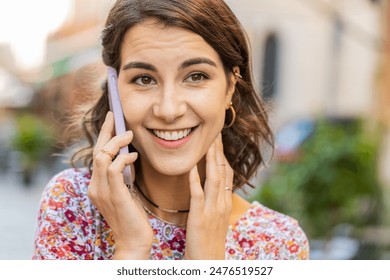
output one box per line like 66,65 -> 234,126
107,66 -> 132,188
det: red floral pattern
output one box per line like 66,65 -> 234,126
33,169 -> 309,260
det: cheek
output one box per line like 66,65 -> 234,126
191,100 -> 227,152
195,92 -> 227,125
121,97 -> 148,129
203,106 -> 226,128
119,96 -> 153,153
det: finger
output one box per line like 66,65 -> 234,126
215,134 -> 227,198
92,119 -> 133,202
215,134 -> 233,210
189,165 -> 204,214
108,152 -> 139,201
93,111 -> 115,158
204,140 -> 219,207
93,130 -> 134,188
224,162 -> 234,211
92,112 -> 116,184
90,112 -> 115,196
101,130 -> 134,159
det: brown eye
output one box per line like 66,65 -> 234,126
185,72 -> 208,83
141,76 -> 152,84
191,74 -> 203,81
133,75 -> 156,86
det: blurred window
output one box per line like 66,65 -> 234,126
261,33 -> 279,101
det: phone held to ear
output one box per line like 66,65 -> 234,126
107,66 -> 133,188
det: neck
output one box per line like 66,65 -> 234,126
135,156 -> 206,225
139,169 -> 191,210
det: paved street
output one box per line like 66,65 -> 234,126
0,167 -> 57,259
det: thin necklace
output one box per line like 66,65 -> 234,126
134,182 -> 190,213
131,188 -> 187,227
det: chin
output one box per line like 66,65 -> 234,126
146,155 -> 200,177
155,163 -> 193,177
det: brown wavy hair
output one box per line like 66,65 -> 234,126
71,0 -> 274,189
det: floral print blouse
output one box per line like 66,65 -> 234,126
32,168 -> 309,260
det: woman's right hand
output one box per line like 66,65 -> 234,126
88,111 -> 153,260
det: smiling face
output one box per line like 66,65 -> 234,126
117,20 -> 236,176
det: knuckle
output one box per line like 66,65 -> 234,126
114,154 -> 126,163
111,134 -> 124,145
191,191 -> 204,201
107,163 -> 118,175
94,153 -> 107,167
92,148 -> 99,159
190,176 -> 201,185
110,134 -> 119,143
87,187 -> 97,201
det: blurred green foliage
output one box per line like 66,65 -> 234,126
12,113 -> 54,184
256,119 -> 383,239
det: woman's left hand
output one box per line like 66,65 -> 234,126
184,133 -> 233,260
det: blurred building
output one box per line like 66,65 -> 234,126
0,44 -> 15,73
228,0 -> 384,127
34,0 -> 114,142
2,0 -> 385,170
377,0 -> 390,221
30,0 -> 388,175
0,0 -> 388,259
44,0 -> 112,78
227,0 -> 390,256
227,0 -> 389,194
35,0 -> 386,128
0,44 -> 34,110
377,0 -> 390,125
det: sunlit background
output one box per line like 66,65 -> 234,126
0,0 -> 389,260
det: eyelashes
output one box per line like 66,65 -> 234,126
130,72 -> 209,87
183,72 -> 209,83
132,75 -> 156,86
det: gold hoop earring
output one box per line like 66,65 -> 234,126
224,102 -> 236,129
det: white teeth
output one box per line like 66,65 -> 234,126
164,131 -> 171,140
153,128 -> 192,141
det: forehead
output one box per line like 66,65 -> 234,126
120,20 -> 224,67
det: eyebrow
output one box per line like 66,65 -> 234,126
122,62 -> 157,72
122,57 -> 217,72
179,57 -> 217,70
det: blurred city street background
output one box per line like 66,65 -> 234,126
1,0 -> 390,259
0,165 -> 58,259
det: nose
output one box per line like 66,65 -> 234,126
152,85 -> 187,122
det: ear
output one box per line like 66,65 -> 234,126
225,66 -> 240,108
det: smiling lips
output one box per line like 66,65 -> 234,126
152,128 -> 193,141
151,128 -> 194,148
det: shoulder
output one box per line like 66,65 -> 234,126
48,167 -> 91,188
227,200 -> 309,260
37,168 -> 92,214
44,168 -> 91,198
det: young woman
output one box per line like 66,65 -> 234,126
33,0 -> 309,260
